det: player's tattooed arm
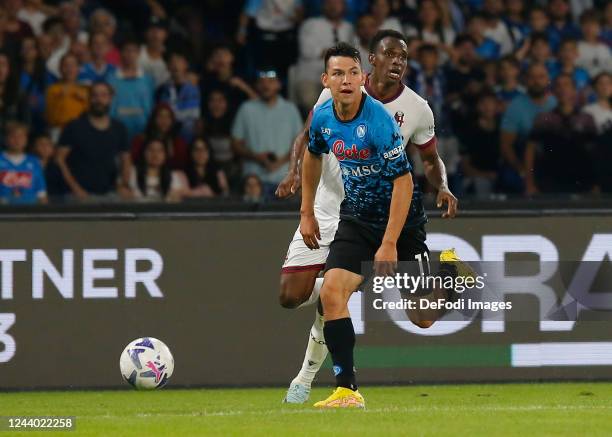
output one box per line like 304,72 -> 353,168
275,111 -> 313,198
418,141 -> 458,218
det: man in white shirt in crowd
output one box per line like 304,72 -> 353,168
295,0 -> 354,111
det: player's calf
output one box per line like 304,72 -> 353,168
279,271 -> 319,309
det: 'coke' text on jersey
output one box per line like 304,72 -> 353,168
309,93 -> 412,228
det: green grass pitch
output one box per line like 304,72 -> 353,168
1,383 -> 611,436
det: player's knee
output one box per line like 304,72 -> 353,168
278,276 -> 306,309
319,284 -> 344,314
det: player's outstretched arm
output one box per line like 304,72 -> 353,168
275,111 -> 313,198
419,141 -> 458,218
299,150 -> 322,249
376,172 -> 414,275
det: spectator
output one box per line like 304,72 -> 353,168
156,52 -> 200,143
232,69 -> 302,191
0,51 -> 29,141
370,0 -> 403,34
19,36 -> 53,136
482,0 -> 514,56
354,14 -> 378,74
412,44 -> 446,123
32,133 -> 65,198
499,63 -> 556,193
78,32 -> 116,84
547,0 -> 581,53
17,0 -> 48,36
404,0 -> 456,50
242,173 -> 264,203
0,8 -> 20,61
577,10 -> 612,77
59,1 -> 87,44
128,138 -> 188,202
56,81 -> 130,200
445,34 -> 485,128
466,13 -> 501,60
0,121 -> 46,205
236,0 -> 303,82
527,6 -> 551,38
204,89 -> 241,192
88,9 -> 120,66
524,33 -> 556,73
525,74 -> 597,194
585,72 -> 612,192
504,0 -> 529,51
45,53 -> 89,137
201,45 -> 257,116
457,91 -> 500,198
139,16 -> 170,88
184,138 -> 229,198
494,55 -> 525,109
109,38 -> 155,141
603,2 -> 612,48
4,0 -> 34,41
42,16 -> 70,78
550,38 -> 591,92
295,0 -> 354,111
583,72 -> 612,135
131,103 -> 189,170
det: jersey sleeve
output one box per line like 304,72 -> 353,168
373,110 -> 412,180
307,109 -> 330,155
313,88 -> 333,110
410,103 -> 436,149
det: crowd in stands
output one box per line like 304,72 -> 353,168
0,0 -> 610,205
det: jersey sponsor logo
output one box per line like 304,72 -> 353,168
356,124 -> 367,138
0,171 -> 33,188
383,144 -> 405,161
341,164 -> 381,177
321,127 -> 332,137
332,140 -> 371,161
394,111 -> 405,127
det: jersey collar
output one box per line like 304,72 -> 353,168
365,74 -> 405,104
332,92 -> 367,123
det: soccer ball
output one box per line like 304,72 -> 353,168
120,337 -> 174,389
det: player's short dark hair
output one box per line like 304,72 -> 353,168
369,29 -> 407,53
324,42 -> 361,71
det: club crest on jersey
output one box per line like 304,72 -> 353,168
332,140 -> 371,161
394,111 -> 405,127
356,124 -> 367,138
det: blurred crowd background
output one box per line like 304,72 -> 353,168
0,0 -> 610,205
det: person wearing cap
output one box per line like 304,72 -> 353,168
231,69 -> 303,193
139,16 -> 170,87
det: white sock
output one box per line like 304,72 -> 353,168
292,309 -> 327,388
297,277 -> 324,308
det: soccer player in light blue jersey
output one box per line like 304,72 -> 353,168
300,42 -> 415,408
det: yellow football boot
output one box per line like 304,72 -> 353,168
313,387 -> 365,409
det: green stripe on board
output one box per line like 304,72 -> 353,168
322,345 -> 511,369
